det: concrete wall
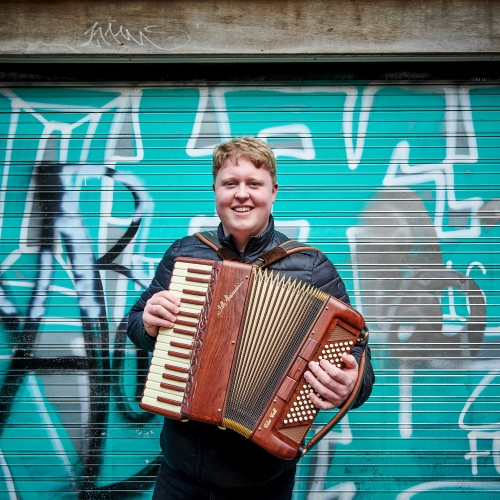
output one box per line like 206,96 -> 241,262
0,0 -> 499,61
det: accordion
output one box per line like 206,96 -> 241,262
140,257 -> 367,460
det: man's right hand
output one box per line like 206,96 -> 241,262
143,290 -> 180,338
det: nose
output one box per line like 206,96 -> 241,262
235,183 -> 249,200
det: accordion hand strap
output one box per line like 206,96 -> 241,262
300,346 -> 367,457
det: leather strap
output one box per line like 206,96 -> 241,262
253,240 -> 323,268
193,231 -> 240,261
299,345 -> 367,457
194,232 -> 322,267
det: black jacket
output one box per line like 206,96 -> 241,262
127,216 -> 374,488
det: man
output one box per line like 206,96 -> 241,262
127,137 -> 374,499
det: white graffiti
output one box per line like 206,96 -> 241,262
304,418 -> 356,500
342,86 -> 378,171
0,447 -> 16,500
459,371 -> 500,475
185,86 -> 231,156
382,86 -> 483,239
81,22 -> 190,51
186,84 -> 364,164
258,124 -> 315,160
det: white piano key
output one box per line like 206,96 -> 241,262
169,280 -> 208,291
146,379 -> 185,400
173,262 -> 213,272
156,340 -> 192,357
144,386 -> 183,403
147,371 -> 187,390
150,355 -> 189,371
141,394 -> 182,415
172,323 -> 197,334
170,283 -> 208,296
171,275 -> 207,287
158,327 -> 196,341
150,363 -> 189,381
170,276 -> 208,288
165,292 -> 205,311
177,309 -> 201,319
152,346 -> 191,367
156,328 -> 193,346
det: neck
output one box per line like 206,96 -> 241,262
233,235 -> 250,252
222,225 -> 269,253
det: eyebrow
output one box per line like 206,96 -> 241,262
220,175 -> 264,183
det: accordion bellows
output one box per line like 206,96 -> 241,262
140,257 -> 366,460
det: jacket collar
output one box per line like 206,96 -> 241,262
217,215 -> 276,263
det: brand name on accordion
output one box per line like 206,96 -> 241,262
217,280 -> 244,316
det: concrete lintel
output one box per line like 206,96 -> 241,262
0,0 -> 499,59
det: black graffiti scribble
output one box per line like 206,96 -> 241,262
0,163 -> 160,498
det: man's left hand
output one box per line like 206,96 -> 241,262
304,353 -> 358,410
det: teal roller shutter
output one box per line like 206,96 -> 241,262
0,83 -> 498,498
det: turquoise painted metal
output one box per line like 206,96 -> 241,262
0,84 -> 498,498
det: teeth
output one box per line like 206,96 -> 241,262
234,207 -> 251,212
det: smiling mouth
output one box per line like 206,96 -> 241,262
233,207 -> 253,212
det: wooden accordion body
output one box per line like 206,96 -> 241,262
140,257 -> 366,460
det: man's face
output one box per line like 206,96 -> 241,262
213,156 -> 278,250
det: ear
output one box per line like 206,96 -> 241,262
271,183 -> 278,202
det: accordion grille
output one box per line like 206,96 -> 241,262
223,267 -> 327,434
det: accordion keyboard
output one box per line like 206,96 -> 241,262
140,260 -> 214,418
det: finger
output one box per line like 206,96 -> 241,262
143,313 -> 176,331
305,373 -> 350,410
304,367 -> 343,403
315,357 -> 358,388
342,352 -> 358,369
308,391 -> 336,410
160,290 -> 181,306
144,303 -> 178,324
149,294 -> 181,314
307,360 -> 345,388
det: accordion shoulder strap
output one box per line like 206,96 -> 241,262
194,231 -> 322,267
193,231 -> 240,261
254,240 -> 322,268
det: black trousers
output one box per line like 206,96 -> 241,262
152,458 -> 296,500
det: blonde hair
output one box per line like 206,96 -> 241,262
212,137 -> 277,183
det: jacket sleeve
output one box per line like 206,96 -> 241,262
127,240 -> 181,352
311,251 -> 375,409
